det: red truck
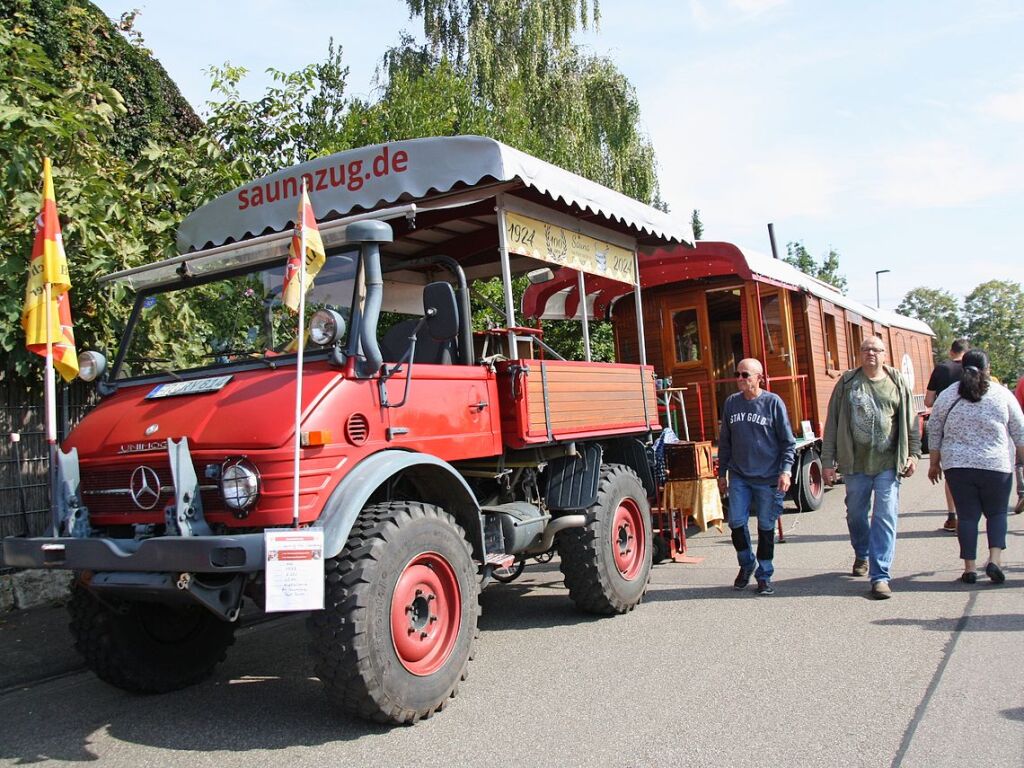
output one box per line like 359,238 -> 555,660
3,136 -> 693,724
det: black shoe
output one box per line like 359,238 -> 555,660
756,579 -> 775,596
960,571 -> 977,584
734,565 -> 755,590
985,562 -> 1006,584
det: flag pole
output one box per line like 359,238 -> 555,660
44,281 -> 59,535
292,182 -> 308,528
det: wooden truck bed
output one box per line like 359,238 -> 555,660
497,359 -> 658,449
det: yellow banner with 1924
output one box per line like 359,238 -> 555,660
503,211 -> 636,285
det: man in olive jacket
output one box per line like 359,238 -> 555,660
822,335 -> 921,599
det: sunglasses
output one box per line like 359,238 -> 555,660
734,371 -> 756,379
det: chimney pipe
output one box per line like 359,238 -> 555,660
768,222 -> 780,260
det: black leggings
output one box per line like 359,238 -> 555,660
945,468 -> 1011,561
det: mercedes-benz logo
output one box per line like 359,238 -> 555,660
129,466 -> 162,510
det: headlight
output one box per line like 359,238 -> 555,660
79,351 -> 107,382
310,308 -> 346,346
220,458 -> 260,516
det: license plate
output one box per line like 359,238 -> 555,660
146,375 -> 232,399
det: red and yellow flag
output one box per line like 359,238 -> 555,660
22,158 -> 78,382
282,185 -> 325,312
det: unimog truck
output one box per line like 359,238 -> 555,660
3,136 -> 694,724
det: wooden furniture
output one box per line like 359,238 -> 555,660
664,441 -> 715,481
664,479 -> 725,533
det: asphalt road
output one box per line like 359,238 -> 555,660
1,470 -> 1021,767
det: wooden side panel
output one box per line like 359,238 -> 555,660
497,360 -> 658,448
805,295 -> 838,435
887,328 -> 934,405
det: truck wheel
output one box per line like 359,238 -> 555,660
557,464 -> 652,614
308,501 -> 479,724
68,579 -> 235,693
797,450 -> 825,512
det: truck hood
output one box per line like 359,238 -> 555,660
66,365 -> 344,459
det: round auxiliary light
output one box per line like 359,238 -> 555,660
78,351 -> 107,382
310,309 -> 346,346
220,458 -> 261,516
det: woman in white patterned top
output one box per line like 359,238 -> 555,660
928,350 -> 1024,584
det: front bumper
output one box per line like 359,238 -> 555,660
1,533 -> 265,574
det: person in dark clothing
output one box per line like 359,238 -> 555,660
717,358 -> 796,595
925,338 -> 969,532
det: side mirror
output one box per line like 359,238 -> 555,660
423,282 -> 459,341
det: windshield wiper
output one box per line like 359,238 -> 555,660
123,357 -> 183,381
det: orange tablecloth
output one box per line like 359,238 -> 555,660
663,479 -> 725,532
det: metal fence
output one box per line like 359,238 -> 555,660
1,380 -> 95,567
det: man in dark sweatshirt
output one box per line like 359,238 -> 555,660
717,358 -> 796,595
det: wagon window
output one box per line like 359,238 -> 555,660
847,322 -> 863,368
672,308 -> 701,363
824,314 -> 840,371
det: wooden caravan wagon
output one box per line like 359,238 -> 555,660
523,240 -> 934,511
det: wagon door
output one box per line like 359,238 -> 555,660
755,286 -> 803,429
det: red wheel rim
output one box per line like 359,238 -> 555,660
390,552 -> 462,676
808,462 -> 823,498
611,498 -> 646,580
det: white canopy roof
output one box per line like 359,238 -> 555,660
736,244 -> 934,336
177,135 -> 694,253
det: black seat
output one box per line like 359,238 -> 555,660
380,319 -> 456,364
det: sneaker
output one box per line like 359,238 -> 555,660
943,517 -> 958,533
871,581 -> 892,599
756,579 -> 775,596
733,565 -> 756,590
852,558 -> 868,577
960,571 -> 977,584
1015,496 -> 1024,515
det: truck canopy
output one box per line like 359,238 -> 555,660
177,135 -> 693,253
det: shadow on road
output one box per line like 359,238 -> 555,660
874,613 -> 1024,632
644,566 -> 1023,602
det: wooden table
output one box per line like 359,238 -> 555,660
663,479 -> 725,533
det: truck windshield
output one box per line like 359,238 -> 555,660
113,252 -> 358,380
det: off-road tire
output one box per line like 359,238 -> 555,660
67,579 -> 236,693
796,450 -> 825,512
557,464 -> 653,614
307,501 -> 479,725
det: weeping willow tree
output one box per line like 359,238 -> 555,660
394,0 -> 658,204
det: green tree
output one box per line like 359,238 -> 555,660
690,209 -> 704,240
0,10 -> 244,387
784,241 -> 847,294
963,280 -> 1024,383
895,287 -> 963,365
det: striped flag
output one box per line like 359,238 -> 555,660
282,184 -> 325,312
22,157 -> 78,382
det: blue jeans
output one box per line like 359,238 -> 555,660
727,474 -> 783,581
844,468 -> 900,583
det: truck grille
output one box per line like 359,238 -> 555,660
80,463 -> 225,517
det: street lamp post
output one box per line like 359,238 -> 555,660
875,269 -> 890,308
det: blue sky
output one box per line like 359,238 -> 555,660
95,0 -> 1024,311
